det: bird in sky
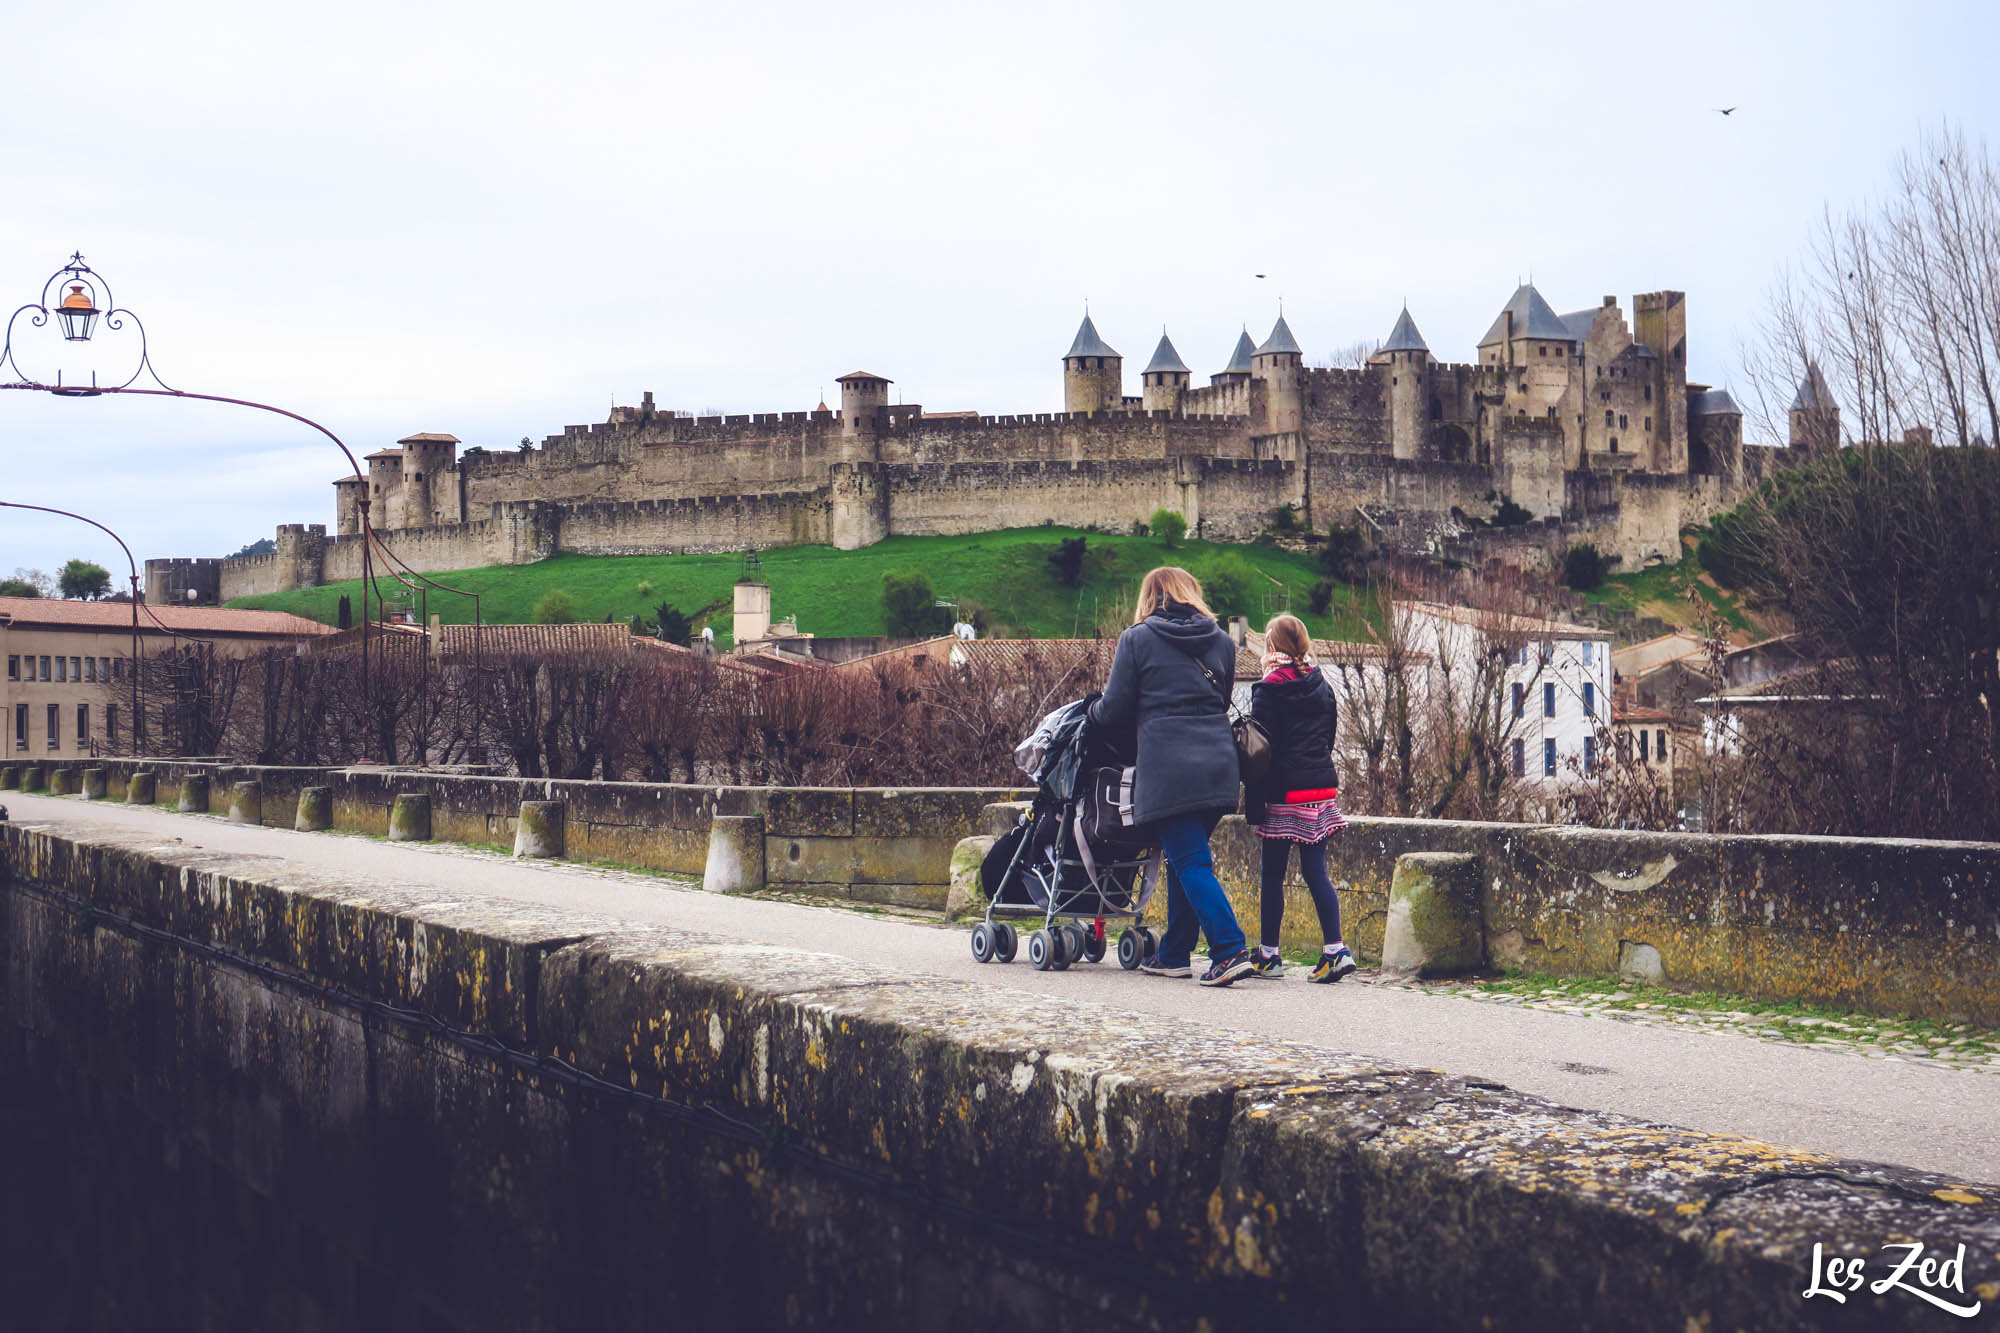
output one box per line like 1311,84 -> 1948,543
1715,107 -> 1737,116
1255,273 -> 1266,279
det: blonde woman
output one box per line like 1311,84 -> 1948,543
1087,567 -> 1253,986
1244,614 -> 1354,982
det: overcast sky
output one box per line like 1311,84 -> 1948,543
2,0 -> 1995,586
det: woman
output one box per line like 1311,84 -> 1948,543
1244,614 -> 1356,983
1088,567 -> 1254,986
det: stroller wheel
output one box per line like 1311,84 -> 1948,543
1117,928 -> 1145,970
1082,929 -> 1107,964
1051,927 -> 1073,970
1140,926 -> 1160,958
970,922 -> 996,964
993,923 -> 1018,963
1060,923 -> 1087,965
1028,928 -> 1058,971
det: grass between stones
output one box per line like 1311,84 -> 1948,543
1462,970 -> 2000,1066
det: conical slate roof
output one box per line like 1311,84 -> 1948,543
1689,387 -> 1743,416
1065,314 -> 1120,360
1221,329 -> 1257,375
1791,362 -> 1831,411
1256,314 -> 1302,357
1142,333 -> 1190,375
1478,283 -> 1574,346
1380,306 -> 1429,354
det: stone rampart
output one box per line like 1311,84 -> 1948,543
5,820 -> 1996,1330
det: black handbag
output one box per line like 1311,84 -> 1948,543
1197,658 -> 1272,785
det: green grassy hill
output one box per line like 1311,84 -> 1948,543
228,527 -> 1379,647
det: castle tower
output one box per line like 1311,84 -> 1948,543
1212,329 -> 1256,387
1251,314 -> 1303,435
837,371 -> 891,434
1140,332 -> 1190,413
1788,361 -> 1839,453
1687,386 -> 1744,479
1062,314 -> 1122,415
1633,291 -> 1689,471
1379,306 -> 1430,461
398,432 -> 460,528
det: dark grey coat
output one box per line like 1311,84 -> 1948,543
1087,602 -> 1240,826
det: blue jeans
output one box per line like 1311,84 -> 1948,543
1153,814 -> 1246,964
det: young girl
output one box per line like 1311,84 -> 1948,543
1244,614 -> 1356,983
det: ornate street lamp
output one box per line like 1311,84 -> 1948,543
1,251 -> 481,760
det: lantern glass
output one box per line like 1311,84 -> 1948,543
56,285 -> 98,342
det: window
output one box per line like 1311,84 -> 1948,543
1645,384 -> 1653,401
1583,682 -> 1596,718
1638,729 -> 1650,762
1582,641 -> 1594,665
70,656 -> 80,680
54,656 -> 65,683
1657,728 -> 1668,758
1584,735 -> 1597,774
1539,345 -> 1547,357
76,704 -> 88,745
1644,417 -> 1652,432
46,703 -> 59,749
1605,410 -> 1615,427
1619,414 -> 1628,430
1544,739 -> 1557,777
107,704 -> 117,745
100,657 -> 110,682
5,655 -> 15,681
1610,438 -> 1619,452
84,657 -> 96,683
39,655 -> 51,680
12,704 -> 24,751
1512,682 -> 1524,720
1512,738 -> 1526,777
1543,682 -> 1556,718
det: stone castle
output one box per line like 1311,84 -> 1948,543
150,285 -> 1828,605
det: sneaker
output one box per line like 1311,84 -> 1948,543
1309,947 -> 1358,984
1140,955 -> 1192,978
1198,950 -> 1256,987
1248,948 -> 1285,979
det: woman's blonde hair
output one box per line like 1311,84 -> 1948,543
1132,567 -> 1214,624
1265,613 -> 1312,660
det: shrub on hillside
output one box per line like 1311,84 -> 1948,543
1491,496 -> 1534,527
653,602 -> 693,645
533,589 -> 580,624
1308,579 -> 1335,615
1321,523 -> 1369,583
1270,502 -> 1299,532
1048,536 -> 1088,588
1563,544 -> 1609,590
882,570 -> 951,637
1149,509 -> 1187,548
1203,554 -> 1257,620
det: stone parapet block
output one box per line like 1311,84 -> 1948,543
80,768 -> 108,800
46,768 -> 73,796
228,781 -> 263,825
1381,851 -> 1486,977
176,775 -> 208,813
126,772 -> 156,805
703,814 -> 766,894
295,786 -> 331,832
513,801 -> 565,858
0,766 -> 18,790
389,793 -> 432,842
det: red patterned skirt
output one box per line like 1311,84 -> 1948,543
1258,796 -> 1348,843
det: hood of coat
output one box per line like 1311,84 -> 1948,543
1257,664 -> 1325,698
1142,601 -> 1226,655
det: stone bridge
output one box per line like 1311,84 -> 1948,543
3,769 -> 1999,1330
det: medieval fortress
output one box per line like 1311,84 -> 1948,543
150,285 -> 1827,605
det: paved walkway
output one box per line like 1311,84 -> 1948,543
8,790 -> 1998,1184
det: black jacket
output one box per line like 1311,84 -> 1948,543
1087,602 -> 1240,826
1245,666 -> 1339,825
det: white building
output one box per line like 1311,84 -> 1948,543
1394,601 -> 1614,789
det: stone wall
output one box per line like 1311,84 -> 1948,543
5,820 -> 1996,1330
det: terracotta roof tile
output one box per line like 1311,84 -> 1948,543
0,596 -> 332,637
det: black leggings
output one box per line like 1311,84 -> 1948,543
1259,836 -> 1344,949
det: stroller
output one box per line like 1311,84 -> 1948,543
970,697 -> 1162,971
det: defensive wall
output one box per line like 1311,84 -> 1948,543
8,818 -> 1999,1330
14,757 -> 2000,1027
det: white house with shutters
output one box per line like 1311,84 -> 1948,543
1393,602 -> 1614,790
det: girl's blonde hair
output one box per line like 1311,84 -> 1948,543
1265,613 -> 1313,660
1132,567 -> 1214,625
